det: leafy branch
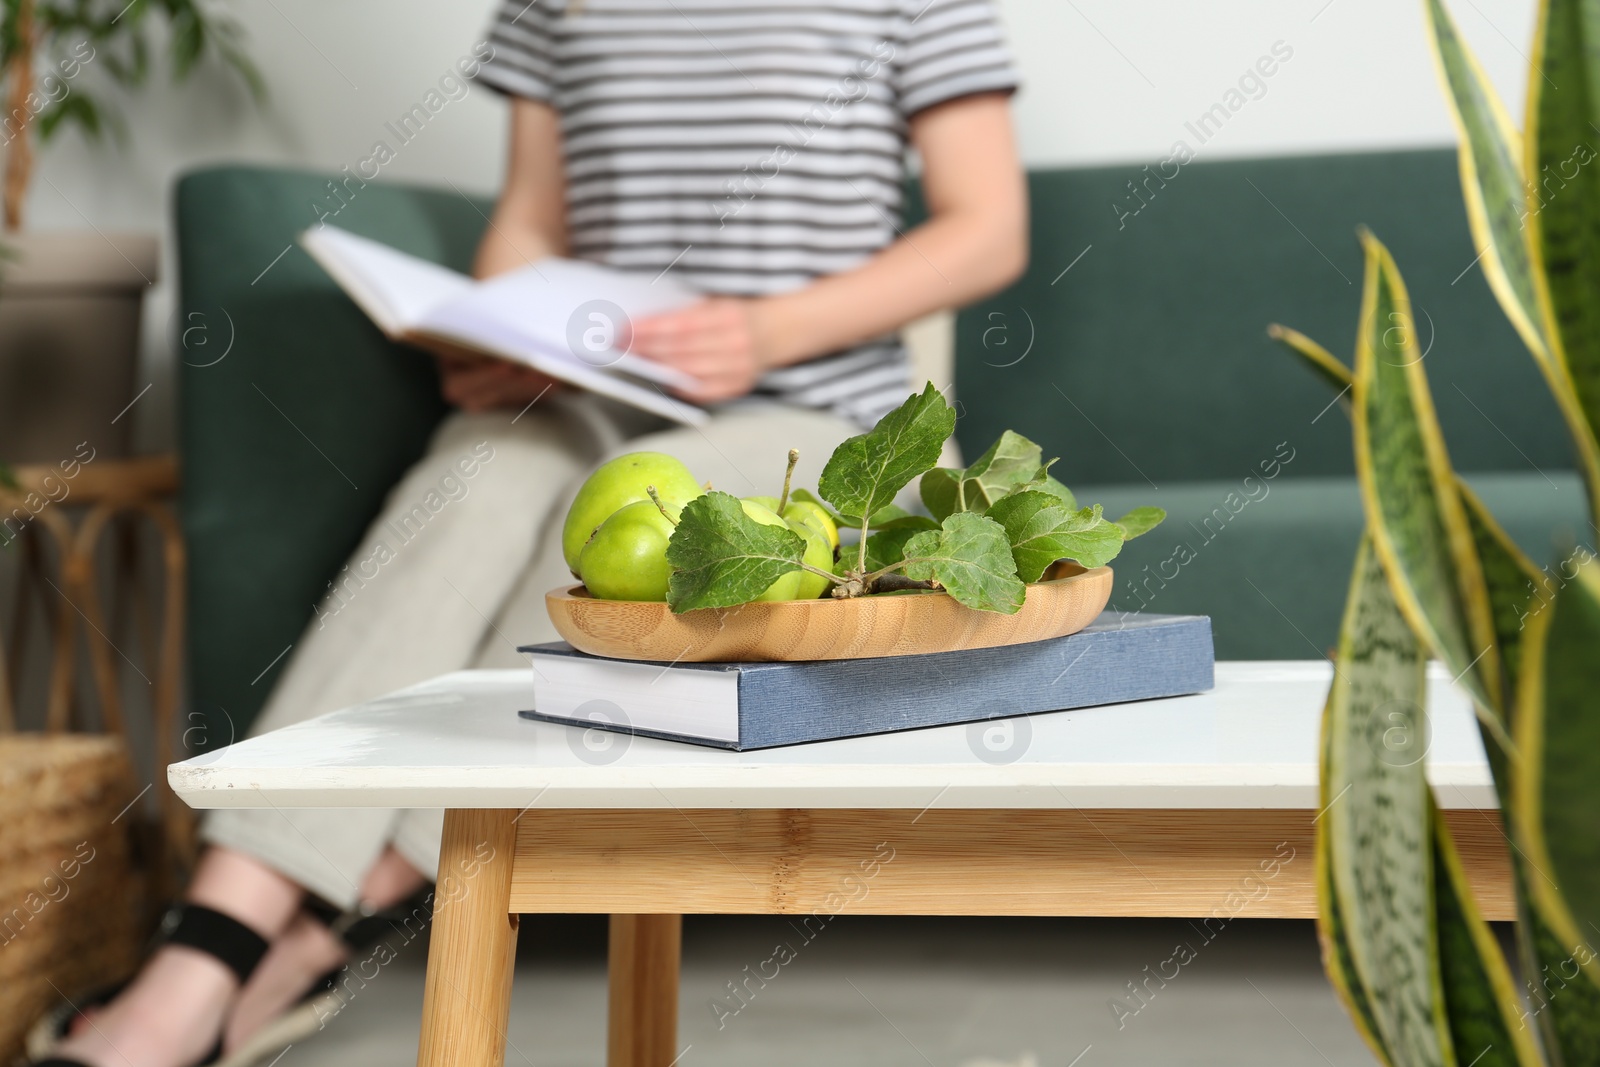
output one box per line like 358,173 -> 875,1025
663,385 -> 1165,614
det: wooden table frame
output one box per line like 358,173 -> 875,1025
415,805 -> 1513,1067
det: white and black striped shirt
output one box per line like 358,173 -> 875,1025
478,0 -> 1019,428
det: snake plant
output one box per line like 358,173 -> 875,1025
1268,1 -> 1600,1063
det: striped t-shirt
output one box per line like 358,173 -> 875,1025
478,0 -> 1019,429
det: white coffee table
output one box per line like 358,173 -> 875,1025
169,661 -> 1508,1067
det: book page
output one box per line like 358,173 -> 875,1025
414,258 -> 701,390
304,226 -> 709,425
299,227 -> 471,335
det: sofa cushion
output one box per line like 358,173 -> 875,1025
175,166 -> 489,744
948,149 -> 1573,486
1079,472 -> 1590,660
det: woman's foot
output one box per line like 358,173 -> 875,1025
50,945 -> 239,1067
221,913 -> 347,1051
43,848 -> 302,1067
221,846 -> 428,1056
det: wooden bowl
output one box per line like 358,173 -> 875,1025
544,563 -> 1112,663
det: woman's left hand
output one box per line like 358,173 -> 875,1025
627,297 -> 771,404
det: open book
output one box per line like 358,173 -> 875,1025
300,226 -> 708,426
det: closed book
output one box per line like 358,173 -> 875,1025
517,612 -> 1214,750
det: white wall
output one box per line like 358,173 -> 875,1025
11,0 -> 1540,446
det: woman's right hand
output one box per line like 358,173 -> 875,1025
436,354 -> 562,413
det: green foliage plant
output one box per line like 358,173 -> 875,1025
1268,1 -> 1600,1061
660,383 -> 1165,614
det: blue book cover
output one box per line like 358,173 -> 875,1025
518,612 -> 1214,751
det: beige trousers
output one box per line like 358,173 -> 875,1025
201,393 -> 860,907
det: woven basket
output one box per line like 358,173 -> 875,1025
0,735 -> 148,1064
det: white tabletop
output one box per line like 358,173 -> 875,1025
168,661 -> 1495,812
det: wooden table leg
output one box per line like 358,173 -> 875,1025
607,914 -> 682,1067
418,809 -> 519,1067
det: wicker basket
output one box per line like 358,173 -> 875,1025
0,735 -> 148,1064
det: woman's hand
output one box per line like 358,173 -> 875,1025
627,297 -> 771,404
436,354 -> 562,413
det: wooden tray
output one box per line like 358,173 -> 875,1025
544,563 -> 1113,663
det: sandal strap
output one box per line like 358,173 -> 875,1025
302,893 -> 420,954
159,903 -> 269,985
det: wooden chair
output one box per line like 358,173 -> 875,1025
0,454 -> 191,886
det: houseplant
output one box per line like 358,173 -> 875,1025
0,0 -> 259,462
1267,0 -> 1600,1061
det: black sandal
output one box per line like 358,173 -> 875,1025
208,892 -> 430,1067
28,902 -> 269,1067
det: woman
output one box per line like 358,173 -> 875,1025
39,2 -> 1025,1064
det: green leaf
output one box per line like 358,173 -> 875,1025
1514,557 -> 1600,990
902,512 -> 1025,614
1315,674 -> 1392,1066
1521,893 -> 1600,1061
1431,801 -> 1545,1067
917,430 -> 1050,519
1269,323 -> 1354,396
986,492 -> 1126,582
867,513 -> 938,534
664,491 -> 805,613
1422,0 -> 1548,362
862,527 -> 920,572
1457,483 -> 1543,773
1323,536 -> 1451,1065
819,383 -> 954,526
1036,475 -> 1077,510
1111,506 -> 1165,541
919,467 -> 963,522
169,7 -> 203,78
1526,0 -> 1600,532
1353,232 -> 1505,728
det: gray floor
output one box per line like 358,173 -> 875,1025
291,915 -> 1378,1066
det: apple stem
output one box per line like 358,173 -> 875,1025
777,448 -> 799,512
645,485 -> 678,525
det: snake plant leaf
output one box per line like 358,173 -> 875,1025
1457,484 -> 1545,765
1525,0 -> 1600,525
820,383 -> 955,527
1514,558 -> 1600,989
1421,0 -> 1549,362
1521,891 -> 1600,1062
1315,660 -> 1393,1066
1352,233 -> 1506,735
1269,323 -> 1355,397
1325,537 -> 1452,1064
1431,801 -> 1545,1067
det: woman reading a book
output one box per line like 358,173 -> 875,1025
37,4 -> 1025,1066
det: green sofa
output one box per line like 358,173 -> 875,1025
176,149 -> 1588,741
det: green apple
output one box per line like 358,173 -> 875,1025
787,517 -> 834,600
739,500 -> 804,601
563,452 -> 702,574
743,495 -> 782,513
579,501 -> 675,601
782,500 -> 839,552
